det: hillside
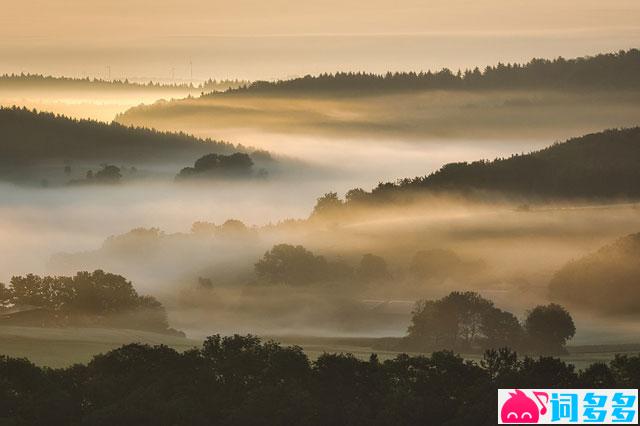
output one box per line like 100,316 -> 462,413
0,106 -> 240,165
116,50 -> 640,141
340,127 -> 640,203
549,233 -> 640,316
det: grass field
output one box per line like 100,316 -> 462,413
0,326 -> 199,367
2,326 -> 638,370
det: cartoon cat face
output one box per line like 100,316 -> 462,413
501,390 -> 540,423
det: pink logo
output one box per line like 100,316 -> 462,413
500,389 -> 548,423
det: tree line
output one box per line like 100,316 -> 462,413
253,244 -> 426,287
1,334 -> 638,425
0,73 -> 249,93
220,49 -> 640,95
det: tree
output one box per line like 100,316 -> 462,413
344,188 -> 368,204
480,308 -> 523,351
356,253 -> 391,283
177,152 -> 255,179
94,165 -> 121,182
4,270 -> 176,334
255,244 -> 328,286
0,282 -> 10,307
406,292 -> 524,352
524,304 -> 575,355
311,192 -> 343,218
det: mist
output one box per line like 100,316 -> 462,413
3,2 -> 640,422
4,172 -> 639,341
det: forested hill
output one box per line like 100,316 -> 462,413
0,107 -> 240,164
332,127 -> 640,205
218,49 -> 640,96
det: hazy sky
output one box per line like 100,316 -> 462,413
1,0 -> 639,80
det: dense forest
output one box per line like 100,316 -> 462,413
0,270 -> 181,335
1,334 -> 638,425
0,74 -> 249,93
313,127 -> 640,211
550,232 -> 640,315
0,106 -> 241,164
219,49 -> 640,95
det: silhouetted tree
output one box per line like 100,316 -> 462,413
177,152 -> 255,179
3,270 -> 178,335
311,192 -> 344,218
93,165 -> 122,183
255,244 -> 329,286
406,292 -> 524,352
524,304 -> 575,355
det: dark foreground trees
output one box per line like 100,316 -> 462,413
1,334 -> 638,426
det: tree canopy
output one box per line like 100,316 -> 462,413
0,270 -> 180,335
405,292 -> 574,355
253,244 -> 392,286
524,304 -> 576,355
254,244 -> 331,286
176,152 -> 256,180
0,334 -> 638,425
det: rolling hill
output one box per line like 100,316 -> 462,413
346,127 -> 640,203
115,50 -> 640,141
217,49 -> 640,95
0,106 -> 241,165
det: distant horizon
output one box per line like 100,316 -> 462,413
2,44 -> 638,84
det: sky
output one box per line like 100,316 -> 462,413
1,0 -> 639,80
